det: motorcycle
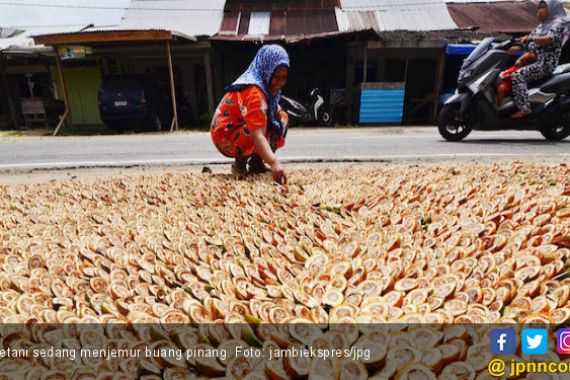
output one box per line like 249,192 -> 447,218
280,88 -> 333,127
438,37 -> 570,141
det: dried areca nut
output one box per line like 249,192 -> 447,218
225,356 -> 254,379
282,343 -> 311,379
330,322 -> 359,346
242,371 -> 267,380
336,359 -> 367,380
307,355 -> 336,380
550,308 -> 570,324
310,307 -> 329,324
194,344 -> 226,376
394,278 -> 418,292
188,304 -> 212,324
218,339 -> 249,366
387,346 -> 422,369
89,277 -> 107,293
369,360 -> 397,379
444,299 -> 467,316
289,320 -> 322,346
352,332 -> 388,371
466,344 -> 493,372
412,328 -> 441,349
293,291 -> 318,308
360,301 -> 389,319
383,291 -> 404,307
37,370 -> 68,380
394,364 -> 437,380
162,368 -> 194,380
159,309 -> 189,326
421,347 -> 444,371
439,344 -> 461,365
433,283 -> 455,299
322,330 -> 349,351
521,313 -> 553,324
550,286 -> 570,307
441,362 -> 476,380
532,296 -> 556,313
266,356 -> 291,380
405,288 -> 429,305
171,329 -> 198,351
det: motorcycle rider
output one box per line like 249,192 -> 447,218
509,0 -> 570,118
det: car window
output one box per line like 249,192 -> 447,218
102,78 -> 143,92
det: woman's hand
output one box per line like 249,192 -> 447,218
520,35 -> 532,44
270,161 -> 287,184
250,127 -> 287,184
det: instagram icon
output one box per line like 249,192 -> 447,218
557,329 -> 570,354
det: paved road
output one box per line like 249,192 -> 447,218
0,128 -> 568,171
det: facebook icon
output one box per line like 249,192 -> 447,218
490,329 -> 517,355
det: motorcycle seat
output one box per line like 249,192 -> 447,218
527,75 -> 553,89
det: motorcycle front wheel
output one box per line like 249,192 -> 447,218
437,103 -> 475,142
540,124 -> 570,141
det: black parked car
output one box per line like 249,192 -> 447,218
98,75 -> 190,131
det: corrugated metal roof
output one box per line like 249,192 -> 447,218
218,1 -> 339,40
0,25 -> 89,51
225,0 -> 340,12
337,0 -> 458,31
0,27 -> 24,39
119,0 -> 225,38
38,26 -> 194,41
447,0 -> 538,33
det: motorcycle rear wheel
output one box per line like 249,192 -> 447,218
540,124 -> 570,141
318,109 -> 333,127
437,103 -> 475,142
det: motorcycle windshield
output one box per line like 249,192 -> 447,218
461,37 -> 495,71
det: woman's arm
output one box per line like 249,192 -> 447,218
532,36 -> 554,46
250,128 -> 287,184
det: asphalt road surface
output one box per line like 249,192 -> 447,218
0,127 -> 568,171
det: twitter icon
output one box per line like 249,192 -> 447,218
522,329 -> 548,355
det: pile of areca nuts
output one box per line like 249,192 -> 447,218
0,161 -> 568,379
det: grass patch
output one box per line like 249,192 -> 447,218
0,131 -> 25,137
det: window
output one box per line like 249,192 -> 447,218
248,12 -> 270,35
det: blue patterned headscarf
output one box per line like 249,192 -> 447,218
225,44 -> 289,135
535,0 -> 570,37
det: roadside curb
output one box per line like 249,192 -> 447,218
0,153 -> 568,174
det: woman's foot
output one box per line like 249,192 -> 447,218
248,155 -> 270,174
511,111 -> 530,119
231,157 -> 248,177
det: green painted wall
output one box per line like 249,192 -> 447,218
53,66 -> 102,125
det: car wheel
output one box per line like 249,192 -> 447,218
540,124 -> 570,141
437,104 -> 475,142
